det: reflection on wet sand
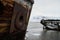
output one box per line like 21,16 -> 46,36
40,30 -> 60,40
26,22 -> 60,40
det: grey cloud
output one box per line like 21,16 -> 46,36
30,0 -> 60,19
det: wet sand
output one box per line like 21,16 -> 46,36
25,22 -> 60,40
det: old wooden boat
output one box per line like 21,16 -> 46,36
0,0 -> 34,40
40,19 -> 60,30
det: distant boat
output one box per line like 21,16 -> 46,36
40,19 -> 60,30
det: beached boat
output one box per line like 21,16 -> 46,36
40,19 -> 60,30
0,0 -> 34,40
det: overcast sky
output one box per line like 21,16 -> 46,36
30,0 -> 60,19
